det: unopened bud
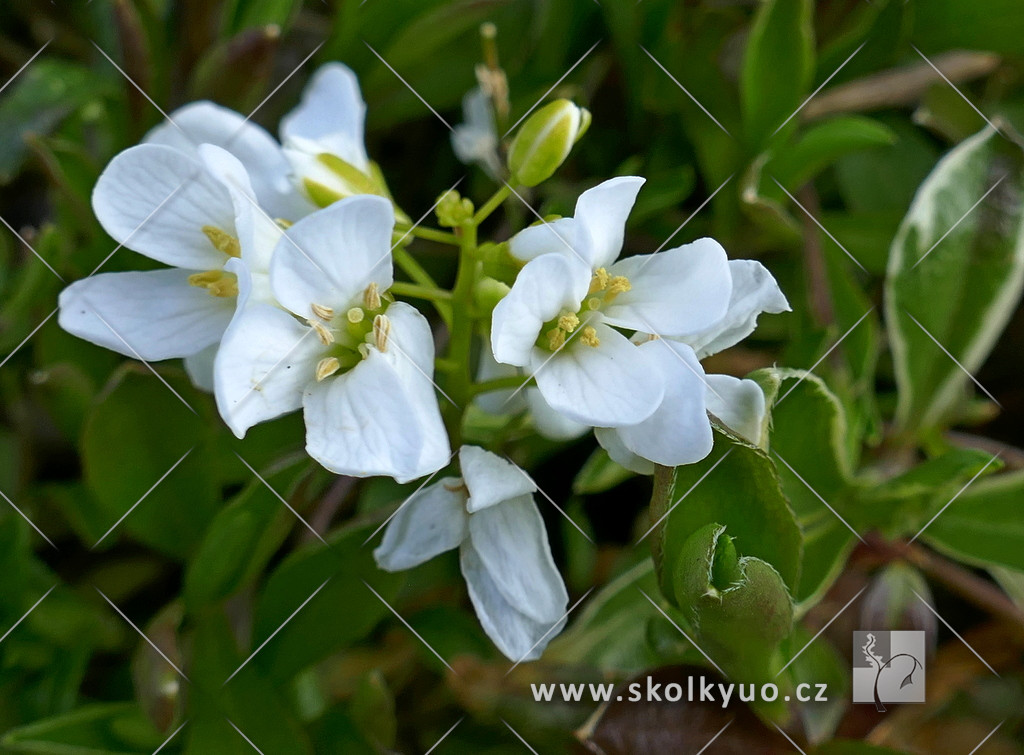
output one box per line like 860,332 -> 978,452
436,189 -> 475,227
507,99 -> 590,187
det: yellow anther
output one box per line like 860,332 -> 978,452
346,307 -> 365,324
202,226 -> 241,258
586,297 -> 601,311
315,357 -> 341,382
606,275 -> 632,300
188,270 -> 238,298
580,325 -> 600,347
589,267 -> 611,294
373,314 -> 391,352
546,327 -> 566,351
557,312 -> 580,332
311,303 -> 334,321
310,320 -> 335,345
275,218 -> 293,229
364,282 -> 382,310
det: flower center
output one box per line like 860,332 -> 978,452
310,283 -> 392,381
188,269 -> 238,298
537,267 -> 631,352
202,226 -> 241,258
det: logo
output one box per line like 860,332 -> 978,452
852,630 -> 926,711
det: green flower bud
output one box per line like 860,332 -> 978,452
479,241 -> 521,285
507,99 -> 590,187
473,276 -> 511,315
435,189 -> 475,227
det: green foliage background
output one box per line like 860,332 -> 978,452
3,0 -> 1024,752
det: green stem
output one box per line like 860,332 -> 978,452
399,225 -> 460,246
470,374 -> 529,396
444,225 -> 481,446
472,184 -> 512,226
389,281 -> 452,302
393,248 -> 453,326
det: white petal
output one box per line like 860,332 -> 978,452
184,343 -> 218,392
474,347 -> 527,414
530,322 -> 664,427
610,338 -> 713,467
451,88 -> 501,178
508,218 -> 580,263
594,428 -> 654,476
525,388 -> 589,441
197,144 -> 283,273
573,176 -> 645,268
373,478 -> 467,571
683,259 -> 791,358
460,540 -> 565,662
602,237 -> 733,337
491,253 -> 591,366
280,63 -> 370,171
92,144 -> 235,269
58,269 -> 232,360
144,101 -> 311,220
467,495 -> 568,624
459,445 -> 536,513
705,374 -> 766,445
270,195 -> 395,316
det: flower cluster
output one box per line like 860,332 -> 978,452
58,61 -> 788,660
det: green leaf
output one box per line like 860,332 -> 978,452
782,626 -> 849,745
813,742 -> 906,755
924,467 -> 1024,571
0,703 -> 163,754
770,116 -> 896,191
80,368 -> 219,559
886,125 -> 1024,433
222,0 -> 302,35
741,0 -> 815,148
251,521 -> 403,681
652,432 -> 802,597
913,0 -> 1024,55
572,447 -> 634,495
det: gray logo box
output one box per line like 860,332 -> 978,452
852,630 -> 926,707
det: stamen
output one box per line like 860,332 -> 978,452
580,325 -> 600,347
586,297 -> 601,311
275,218 -> 293,229
311,303 -> 334,321
346,307 -> 365,324
364,282 -> 382,310
604,275 -> 632,302
357,343 -> 370,359
589,267 -> 610,294
546,327 -> 566,351
202,226 -> 241,258
557,312 -> 579,332
188,270 -> 238,298
310,320 -> 335,345
373,314 -> 391,352
315,357 -> 341,382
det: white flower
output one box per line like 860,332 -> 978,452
58,143 -> 282,387
213,195 -> 450,483
596,259 -> 791,473
490,176 -> 734,428
451,87 -> 502,178
374,445 -> 569,661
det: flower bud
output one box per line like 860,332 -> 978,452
473,276 -> 510,315
436,189 -> 474,227
507,99 -> 590,187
